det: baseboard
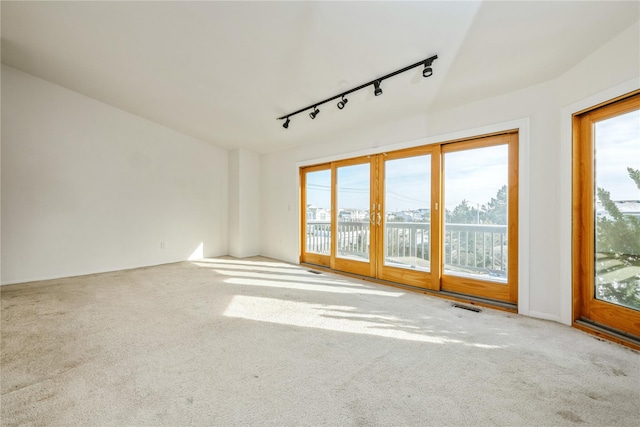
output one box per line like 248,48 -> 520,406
0,260 -> 186,287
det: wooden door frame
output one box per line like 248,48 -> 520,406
572,91 -> 640,339
374,145 -> 441,290
332,156 -> 377,277
300,163 -> 332,267
299,130 -> 520,306
439,132 -> 519,304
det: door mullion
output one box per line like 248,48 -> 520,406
431,144 -> 442,291
374,154 -> 382,279
330,163 -> 337,271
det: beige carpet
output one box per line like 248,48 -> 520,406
1,257 -> 638,426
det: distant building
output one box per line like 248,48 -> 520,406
388,210 -> 428,222
617,200 -> 640,218
338,209 -> 368,221
596,200 -> 640,220
307,205 -> 331,221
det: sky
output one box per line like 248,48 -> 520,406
443,145 -> 507,212
385,155 -> 430,212
306,111 -> 639,213
595,110 -> 640,201
306,148 -> 507,212
306,169 -> 331,209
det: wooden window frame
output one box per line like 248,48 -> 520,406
300,130 -> 519,307
572,90 -> 640,348
440,132 -> 519,304
300,163 -> 332,268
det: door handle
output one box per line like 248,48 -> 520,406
377,212 -> 382,226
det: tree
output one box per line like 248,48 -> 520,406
445,188 -> 508,272
448,199 -> 478,224
446,186 -> 508,225
596,168 -> 640,256
628,166 -> 640,188
595,167 -> 640,309
481,185 -> 508,225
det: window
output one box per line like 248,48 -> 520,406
573,91 -> 640,347
300,131 -> 519,307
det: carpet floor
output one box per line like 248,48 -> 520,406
1,257 -> 638,426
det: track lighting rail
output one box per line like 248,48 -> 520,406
278,54 -> 437,128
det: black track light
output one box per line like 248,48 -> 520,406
277,54 -> 437,127
337,96 -> 348,110
374,80 -> 383,96
423,58 -> 434,77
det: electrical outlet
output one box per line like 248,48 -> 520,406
160,241 -> 165,249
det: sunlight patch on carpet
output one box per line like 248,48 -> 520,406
223,277 -> 403,297
223,295 -> 501,348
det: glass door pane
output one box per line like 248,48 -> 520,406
443,144 -> 509,283
336,163 -> 371,262
384,155 -> 431,271
594,110 -> 640,311
305,169 -> 331,256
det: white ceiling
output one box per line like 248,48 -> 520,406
2,1 -> 638,153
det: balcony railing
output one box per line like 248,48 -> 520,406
444,223 -> 508,280
306,221 -> 508,279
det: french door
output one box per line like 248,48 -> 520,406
301,132 -> 518,305
376,146 -> 439,289
300,156 -> 378,278
440,134 -> 518,303
333,157 -> 376,277
573,91 -> 640,341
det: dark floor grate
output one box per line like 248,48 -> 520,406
307,270 -> 322,275
452,303 -> 482,313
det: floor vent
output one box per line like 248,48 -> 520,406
452,303 -> 482,313
307,270 -> 322,275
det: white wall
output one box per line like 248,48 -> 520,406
259,20 -> 640,324
260,148 -> 300,263
1,65 -> 229,284
228,148 -> 260,258
555,22 -> 640,325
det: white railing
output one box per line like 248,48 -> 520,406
306,221 -> 508,278
444,223 -> 508,279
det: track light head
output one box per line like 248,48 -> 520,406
337,96 -> 348,109
309,107 -> 320,119
374,80 -> 383,96
283,117 -> 290,129
423,58 -> 435,78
